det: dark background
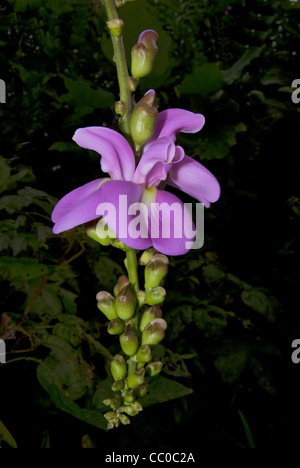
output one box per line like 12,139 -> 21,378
1,0 -> 300,449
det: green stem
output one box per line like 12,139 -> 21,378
103,0 -> 132,138
126,249 -> 139,291
127,358 -> 137,376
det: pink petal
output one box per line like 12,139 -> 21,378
167,155 -> 221,207
146,109 -> 205,146
149,189 -> 195,256
97,180 -> 152,250
73,127 -> 135,181
52,179 -> 107,234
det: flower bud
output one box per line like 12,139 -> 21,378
111,354 -> 127,381
131,401 -> 143,412
113,275 -> 129,296
120,325 -> 139,356
142,318 -> 167,347
86,226 -> 113,247
119,413 -> 130,425
108,394 -> 122,410
144,254 -> 169,291
116,283 -> 137,320
96,291 -> 118,320
124,389 -> 135,405
127,367 -> 145,389
119,405 -> 138,417
145,286 -> 166,306
104,411 -> 115,421
130,90 -> 158,151
140,306 -> 162,332
139,247 -> 157,266
111,378 -> 125,392
114,100 -> 125,116
145,361 -> 163,376
137,289 -> 146,307
108,318 -> 125,335
136,344 -> 152,363
131,30 -> 159,78
135,382 -> 148,397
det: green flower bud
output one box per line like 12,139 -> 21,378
86,225 -> 113,247
140,305 -> 162,332
137,289 -> 146,307
131,401 -> 143,413
111,354 -> 127,381
135,344 -> 152,363
145,286 -> 166,306
106,19 -> 124,37
108,318 -> 125,335
131,30 -> 159,78
107,421 -> 115,430
145,361 -> 163,377
124,389 -> 135,404
104,411 -> 116,421
103,399 -> 112,406
111,378 -> 125,392
116,283 -> 137,320
128,77 -> 139,92
114,100 -> 125,116
127,368 -> 145,389
135,382 -> 148,397
139,247 -> 157,266
119,413 -> 131,425
130,90 -> 158,151
144,254 -> 169,291
119,405 -> 138,417
141,318 -> 167,347
113,275 -> 130,296
120,325 -> 139,356
94,217 -> 117,245
96,291 -> 118,320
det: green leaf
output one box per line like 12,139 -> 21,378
141,375 -> 193,408
0,156 -> 11,185
193,305 -> 228,339
30,285 -> 63,318
181,63 -> 223,96
0,257 -> 50,282
60,76 -> 115,109
0,420 -> 18,448
241,288 -> 281,323
222,47 -> 264,84
213,340 -> 251,385
238,409 -> 256,449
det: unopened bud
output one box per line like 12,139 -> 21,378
104,411 -> 116,421
119,413 -> 130,425
124,389 -> 135,404
113,275 -> 129,296
120,325 -> 139,356
145,361 -> 163,376
96,291 -> 118,320
142,318 -> 167,346
145,286 -> 166,306
131,30 -> 159,78
127,367 -> 145,389
111,378 -> 125,391
130,90 -> 158,151
111,354 -> 127,381
108,318 -> 125,335
86,226 -> 113,247
131,401 -> 143,412
140,305 -> 162,332
114,100 -> 125,116
135,382 -> 148,397
119,405 -> 138,417
109,394 -> 122,410
139,247 -> 157,265
116,283 -> 137,320
137,289 -> 146,307
144,254 -> 169,290
128,77 -> 139,92
135,344 -> 152,363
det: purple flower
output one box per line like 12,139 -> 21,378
52,105 -> 220,255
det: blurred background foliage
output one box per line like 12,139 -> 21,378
0,0 -> 300,449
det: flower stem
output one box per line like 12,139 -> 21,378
126,249 -> 139,291
103,0 -> 132,138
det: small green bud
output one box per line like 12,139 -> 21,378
128,77 -> 139,92
104,411 -> 116,421
107,421 -> 115,430
145,361 -> 163,376
86,225 -> 114,246
145,286 -> 166,306
139,247 -> 157,265
142,318 -> 167,347
127,368 -> 145,389
108,318 -> 125,335
96,291 -> 118,320
124,389 -> 135,404
110,394 -> 122,410
103,399 -> 112,406
136,344 -> 152,363
95,217 -> 117,244
111,354 -> 127,381
140,305 -> 162,332
130,90 -> 158,151
119,413 -> 130,425
137,289 -> 146,307
114,100 -> 125,116
135,382 -> 148,397
111,378 -> 125,391
120,325 -> 139,356
106,19 -> 124,37
131,401 -> 143,413
119,405 -> 138,417
116,283 -> 137,321
144,254 -> 169,291
131,30 -> 159,78
113,275 -> 129,296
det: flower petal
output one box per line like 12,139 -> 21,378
52,179 -> 106,234
133,137 -> 184,187
150,189 -> 195,256
97,180 -> 152,250
167,155 -> 221,207
146,109 -> 205,146
73,127 -> 135,181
